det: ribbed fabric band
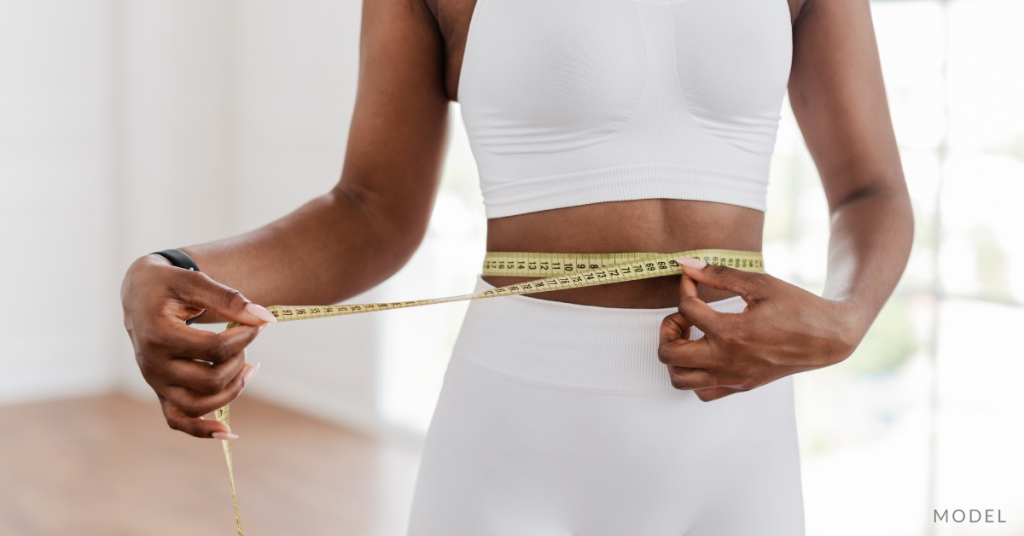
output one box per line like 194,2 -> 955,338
481,163 -> 767,219
451,276 -> 747,394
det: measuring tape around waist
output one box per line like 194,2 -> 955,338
225,249 -> 764,329
215,248 -> 764,535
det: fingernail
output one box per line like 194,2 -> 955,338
212,432 -> 239,440
245,303 -> 277,323
676,257 -> 707,270
243,362 -> 260,386
257,323 -> 269,335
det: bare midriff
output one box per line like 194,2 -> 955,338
484,199 -> 764,309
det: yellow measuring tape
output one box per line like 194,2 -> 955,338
216,249 -> 764,535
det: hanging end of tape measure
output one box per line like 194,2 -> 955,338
214,404 -> 245,535
214,405 -> 230,425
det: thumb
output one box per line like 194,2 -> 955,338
675,257 -> 767,302
175,271 -> 277,327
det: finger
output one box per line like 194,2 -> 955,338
163,349 -> 248,396
680,269 -> 699,300
667,366 -> 719,391
160,395 -> 236,439
676,295 -> 733,335
694,387 -> 738,402
158,321 -> 261,364
658,336 -> 717,370
169,269 -> 277,327
162,362 -> 255,419
675,257 -> 769,304
659,313 -> 692,345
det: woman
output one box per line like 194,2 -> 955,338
121,0 -> 913,533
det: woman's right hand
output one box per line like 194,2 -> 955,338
120,254 -> 277,439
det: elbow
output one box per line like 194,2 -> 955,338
832,179 -> 913,222
329,182 -> 432,275
831,181 -> 908,211
385,219 -> 431,270
832,181 -> 915,259
883,181 -> 915,242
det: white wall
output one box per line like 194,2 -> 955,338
1,0 -> 389,436
112,0 -> 237,397
0,0 -> 117,403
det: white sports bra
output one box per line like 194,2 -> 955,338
458,0 -> 793,219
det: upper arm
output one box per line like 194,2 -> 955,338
338,0 -> 450,246
788,0 -> 908,212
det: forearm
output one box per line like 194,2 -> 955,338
173,183 -> 424,322
822,185 -> 914,340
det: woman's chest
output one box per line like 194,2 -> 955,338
434,0 -> 798,104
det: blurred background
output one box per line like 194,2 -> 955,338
1,0 -> 1022,535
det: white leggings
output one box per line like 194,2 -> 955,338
408,278 -> 805,535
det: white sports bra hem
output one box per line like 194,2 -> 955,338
482,162 -> 767,219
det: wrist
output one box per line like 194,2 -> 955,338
151,249 -> 205,324
145,253 -> 173,267
123,253 -> 169,292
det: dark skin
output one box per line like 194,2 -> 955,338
121,0 -> 913,437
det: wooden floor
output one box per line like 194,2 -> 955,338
0,394 -> 421,536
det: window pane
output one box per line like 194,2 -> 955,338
797,295 -> 935,536
900,150 -> 942,292
948,0 -> 1024,153
935,299 -> 1024,533
939,154 -> 1024,303
873,0 -> 947,151
939,0 -> 1024,305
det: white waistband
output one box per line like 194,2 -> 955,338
451,276 -> 747,394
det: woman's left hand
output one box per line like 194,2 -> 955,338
658,257 -> 866,402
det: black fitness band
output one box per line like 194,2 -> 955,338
152,249 -> 205,325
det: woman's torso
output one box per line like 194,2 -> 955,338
428,0 -> 795,308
